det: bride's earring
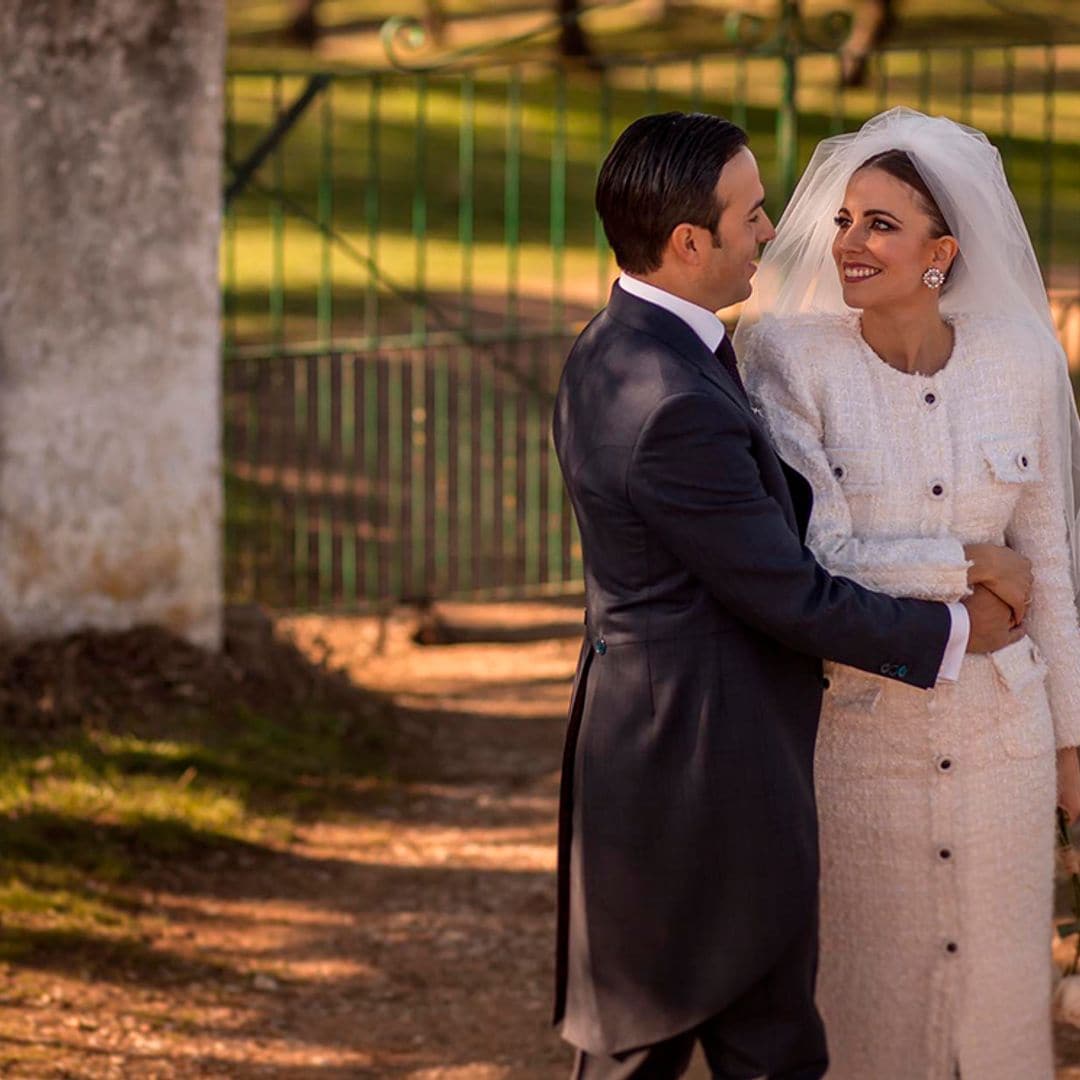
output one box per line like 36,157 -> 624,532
922,266 -> 946,290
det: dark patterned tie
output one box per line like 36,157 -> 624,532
714,335 -> 748,401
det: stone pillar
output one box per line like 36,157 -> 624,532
0,2 -> 225,648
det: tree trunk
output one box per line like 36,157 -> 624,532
0,1 -> 225,647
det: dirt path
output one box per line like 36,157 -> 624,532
3,601 -> 1080,1077
0,603 -> 579,1077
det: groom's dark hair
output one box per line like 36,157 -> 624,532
596,112 -> 748,274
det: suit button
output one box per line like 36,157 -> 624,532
880,663 -> 891,675
897,664 -> 908,678
939,848 -> 952,860
930,482 -> 945,498
936,755 -> 954,773
945,941 -> 959,954
594,637 -> 607,655
924,391 -> 937,406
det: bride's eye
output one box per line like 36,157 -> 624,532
833,215 -> 851,228
871,219 -> 894,231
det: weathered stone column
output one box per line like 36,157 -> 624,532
0,2 -> 225,647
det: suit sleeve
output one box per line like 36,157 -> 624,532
626,390 -> 951,688
744,319 -> 972,602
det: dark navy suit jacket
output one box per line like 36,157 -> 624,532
552,283 -> 951,1054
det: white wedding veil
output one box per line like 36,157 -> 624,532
735,107 -> 1080,604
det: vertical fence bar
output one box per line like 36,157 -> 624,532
408,77 -> 429,597
732,54 -> 748,137
1001,47 -> 1015,175
492,364 -> 505,592
364,353 -> 380,602
645,60 -> 659,115
447,347 -> 461,594
413,75 -> 429,344
471,351 -> 485,591
960,47 -> 974,123
690,55 -> 703,113
365,75 -> 381,340
918,47 -> 932,113
515,347 -> 529,590
506,69 -> 522,333
318,82 -> 336,605
776,0 -> 798,200
451,74 -> 476,594
318,81 -> 334,349
376,356 -> 390,601
551,65 -> 568,333
527,339 -> 542,586
460,75 -> 476,335
402,350 -> 416,598
351,353 -> 366,602
324,353 -> 341,606
830,52 -> 845,135
271,74 -> 286,355
596,69 -> 612,307
1039,45 -> 1056,278
548,66 -> 569,585
270,75 -> 292,607
423,354 -> 437,596
875,47 -> 888,115
305,353 -> 320,605
222,74 -> 240,596
223,75 -> 238,360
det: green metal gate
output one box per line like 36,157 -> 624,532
222,36 -> 1080,610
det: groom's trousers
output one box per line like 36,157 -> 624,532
569,921 -> 827,1080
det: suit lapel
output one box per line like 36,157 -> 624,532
605,284 -> 753,420
604,283 -> 808,534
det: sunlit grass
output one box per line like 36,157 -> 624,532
0,695 -> 385,948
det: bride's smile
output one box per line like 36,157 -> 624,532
830,166 -> 956,310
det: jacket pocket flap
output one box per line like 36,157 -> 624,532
990,635 -> 1048,694
981,436 -> 1041,483
824,446 -> 883,489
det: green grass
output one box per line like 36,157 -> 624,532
0,693 -> 387,962
221,1 -> 1080,354
223,61 -> 1080,355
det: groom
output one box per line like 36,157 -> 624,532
552,112 -> 1019,1078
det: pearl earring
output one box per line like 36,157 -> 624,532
922,266 -> 946,290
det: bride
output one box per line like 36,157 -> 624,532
737,108 -> 1080,1078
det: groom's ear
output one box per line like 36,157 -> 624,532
668,223 -> 703,267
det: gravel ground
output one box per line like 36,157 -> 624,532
3,600 -> 1080,1077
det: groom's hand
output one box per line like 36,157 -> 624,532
963,542 -> 1033,626
962,583 -> 1026,654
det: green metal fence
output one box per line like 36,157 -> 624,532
222,38 -> 1080,611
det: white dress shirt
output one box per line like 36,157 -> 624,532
617,272 -> 969,683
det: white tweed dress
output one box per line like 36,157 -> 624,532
743,312 -> 1080,1080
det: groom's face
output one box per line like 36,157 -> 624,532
705,147 -> 775,308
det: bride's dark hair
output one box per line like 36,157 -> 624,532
856,149 -> 953,239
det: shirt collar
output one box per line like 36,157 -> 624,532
618,272 -> 727,353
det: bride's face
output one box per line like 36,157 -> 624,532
831,168 -> 953,311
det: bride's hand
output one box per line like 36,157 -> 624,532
964,543 -> 1033,626
1059,748 -> 1080,825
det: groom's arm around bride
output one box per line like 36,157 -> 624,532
552,112 -> 1022,1080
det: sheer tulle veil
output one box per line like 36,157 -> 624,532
734,106 -> 1080,604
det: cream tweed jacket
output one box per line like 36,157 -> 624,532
743,311 -> 1080,1079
